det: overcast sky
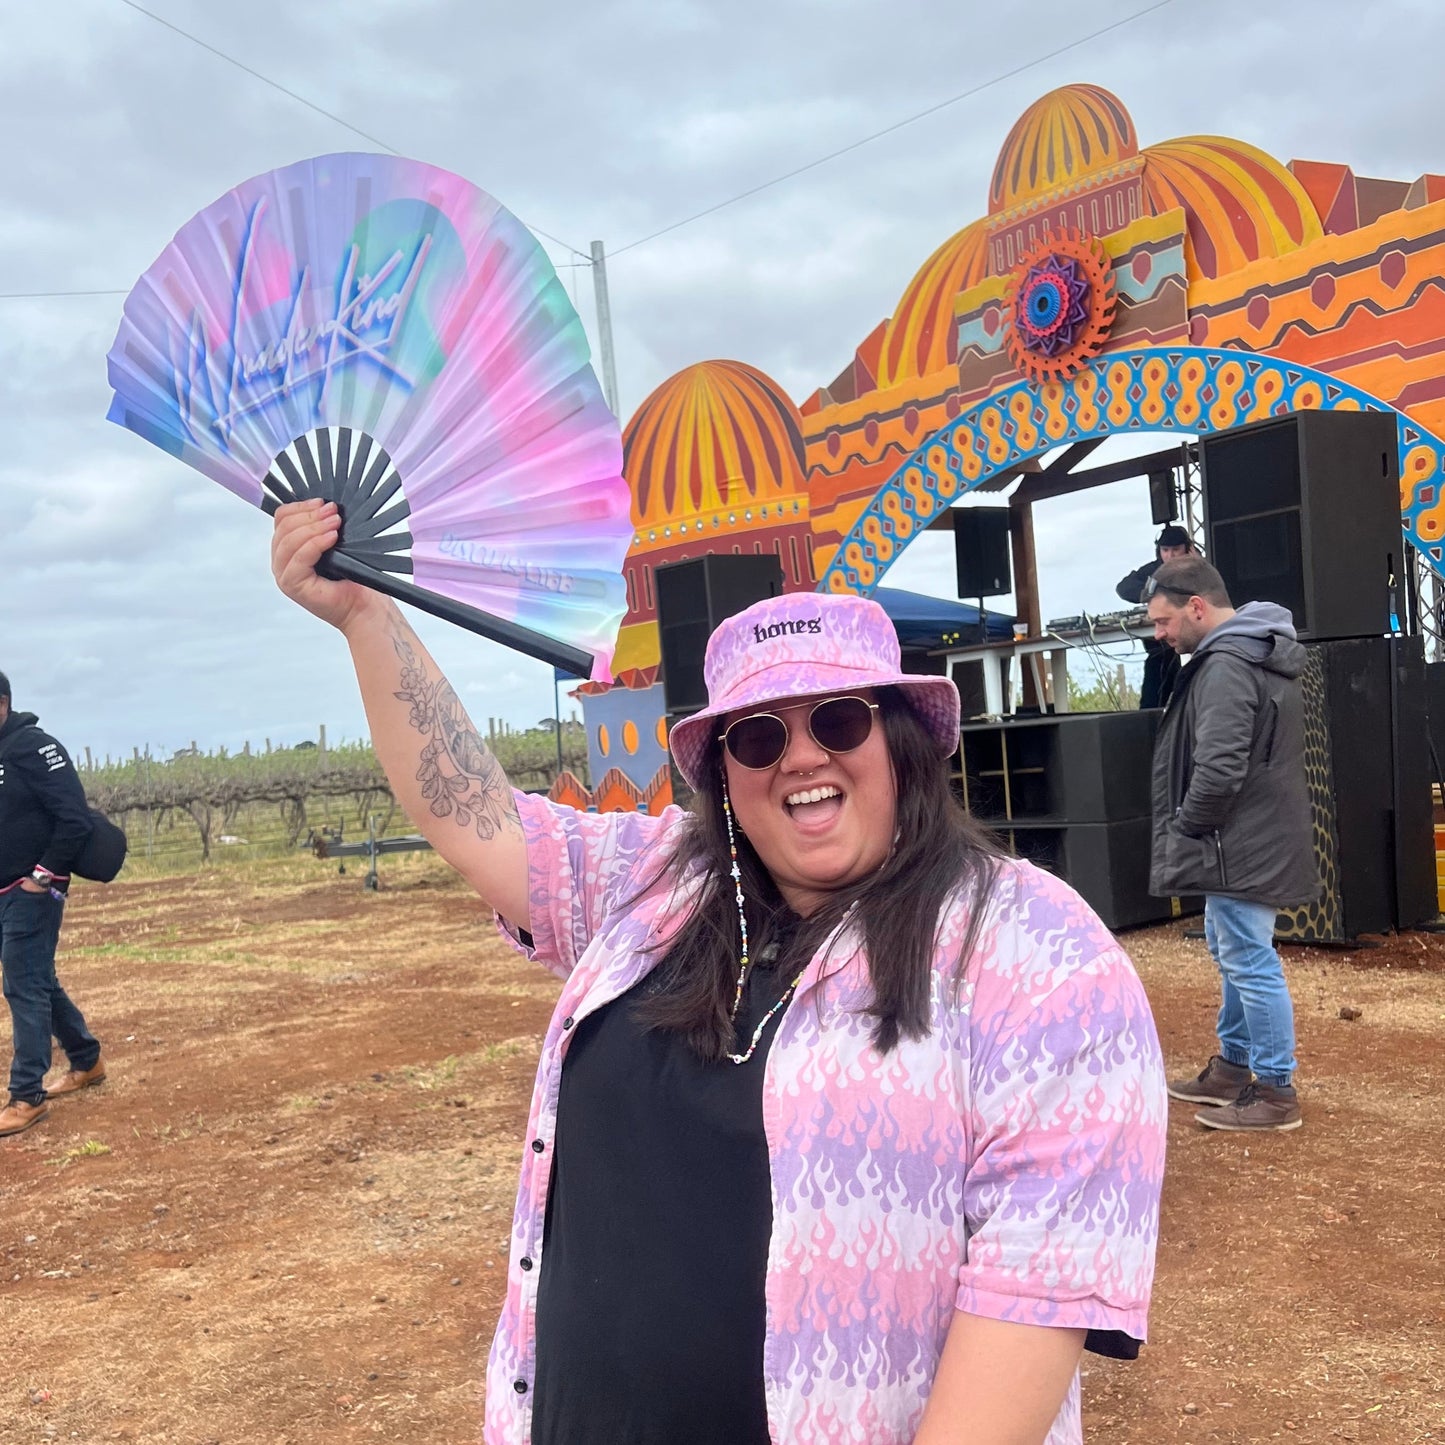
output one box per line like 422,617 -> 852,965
3,0 -> 1443,761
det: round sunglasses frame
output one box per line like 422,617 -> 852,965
717,694 -> 881,771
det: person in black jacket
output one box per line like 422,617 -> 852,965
0,671 -> 105,1138
1144,559 -> 1316,1133
1116,525 -> 1198,709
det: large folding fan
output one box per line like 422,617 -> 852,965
106,153 -> 632,680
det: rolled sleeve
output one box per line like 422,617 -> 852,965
495,792 -> 680,980
956,945 -> 1167,1344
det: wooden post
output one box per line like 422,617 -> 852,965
1009,496 -> 1043,707
84,746 -> 93,771
243,740 -> 251,757
318,723 -> 327,759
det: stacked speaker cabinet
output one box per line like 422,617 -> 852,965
1201,410 -> 1434,939
1277,635 -> 1435,942
956,711 -> 1194,931
1200,409 -> 1402,640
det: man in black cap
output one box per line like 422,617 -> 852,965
0,670 -> 105,1138
1117,525 -> 1199,709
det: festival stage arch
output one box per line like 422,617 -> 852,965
819,345 -> 1445,597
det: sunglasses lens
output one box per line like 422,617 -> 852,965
725,714 -> 788,769
809,697 -> 874,753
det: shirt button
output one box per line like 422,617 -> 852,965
562,1016 -> 574,1030
520,1257 -> 533,1271
531,1139 -> 545,1153
513,1379 -> 528,1395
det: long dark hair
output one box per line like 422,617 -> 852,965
633,686 -> 1005,1060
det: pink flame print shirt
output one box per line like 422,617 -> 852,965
484,794 -> 1167,1444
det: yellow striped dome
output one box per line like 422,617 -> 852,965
623,360 -> 806,530
1141,136 -> 1324,281
989,84 -> 1139,214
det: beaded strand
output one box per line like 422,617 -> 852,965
721,781 -> 806,1065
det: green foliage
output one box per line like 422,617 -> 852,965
1066,670 -> 1141,713
80,720 -> 590,872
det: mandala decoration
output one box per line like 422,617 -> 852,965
1003,229 -> 1116,383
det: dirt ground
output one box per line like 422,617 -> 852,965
2,856 -> 1442,1444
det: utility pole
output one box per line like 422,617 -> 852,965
590,240 -> 620,418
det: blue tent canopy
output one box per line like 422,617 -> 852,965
555,587 -> 1014,683
873,586 -> 1015,651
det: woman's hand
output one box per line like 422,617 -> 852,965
18,878 -> 48,894
270,500 -> 383,635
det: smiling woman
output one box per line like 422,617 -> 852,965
270,504 -> 1167,1445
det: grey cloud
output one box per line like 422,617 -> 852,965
1,0 -> 1438,758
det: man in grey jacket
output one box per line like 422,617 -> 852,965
1145,557 -> 1316,1132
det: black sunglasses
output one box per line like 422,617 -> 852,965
718,695 -> 880,771
1142,575 -> 1197,602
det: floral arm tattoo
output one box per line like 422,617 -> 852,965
388,617 -> 521,841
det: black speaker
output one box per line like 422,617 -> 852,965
999,819 -> 1188,932
1277,635 -> 1436,942
1390,638 -> 1437,929
1148,469 -> 1177,526
957,712 -> 1196,929
958,712 -> 1160,825
1201,409 -> 1401,640
656,554 -> 784,714
954,507 -> 1012,598
1424,660 -> 1445,785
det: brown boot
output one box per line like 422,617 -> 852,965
46,1057 -> 106,1097
1196,1082 -> 1302,1132
0,1099 -> 49,1137
1167,1055 -> 1252,1107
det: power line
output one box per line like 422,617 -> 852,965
0,289 -> 128,299
610,0 -> 1178,258
113,0 -> 589,260
116,0 -> 397,152
11,0 -> 1176,302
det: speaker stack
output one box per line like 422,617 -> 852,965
655,554 -> 784,801
1199,410 -> 1434,939
957,711 -> 1193,931
1201,409 -> 1403,639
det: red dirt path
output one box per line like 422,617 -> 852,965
2,859 -> 1441,1443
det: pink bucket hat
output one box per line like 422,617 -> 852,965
667,592 -> 961,789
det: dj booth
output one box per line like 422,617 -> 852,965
931,613 -> 1151,719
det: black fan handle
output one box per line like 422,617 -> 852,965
318,548 -> 594,678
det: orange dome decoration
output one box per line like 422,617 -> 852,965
1141,136 -> 1324,281
989,84 -> 1139,215
878,220 -> 990,387
624,360 -> 806,530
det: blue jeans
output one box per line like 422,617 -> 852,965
0,887 -> 99,1105
1204,895 -> 1297,1087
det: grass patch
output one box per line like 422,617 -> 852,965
48,1139 -> 112,1167
404,1055 -> 463,1090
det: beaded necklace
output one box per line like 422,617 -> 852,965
721,783 -> 808,1065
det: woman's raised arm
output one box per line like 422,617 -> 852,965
271,499 -> 530,927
